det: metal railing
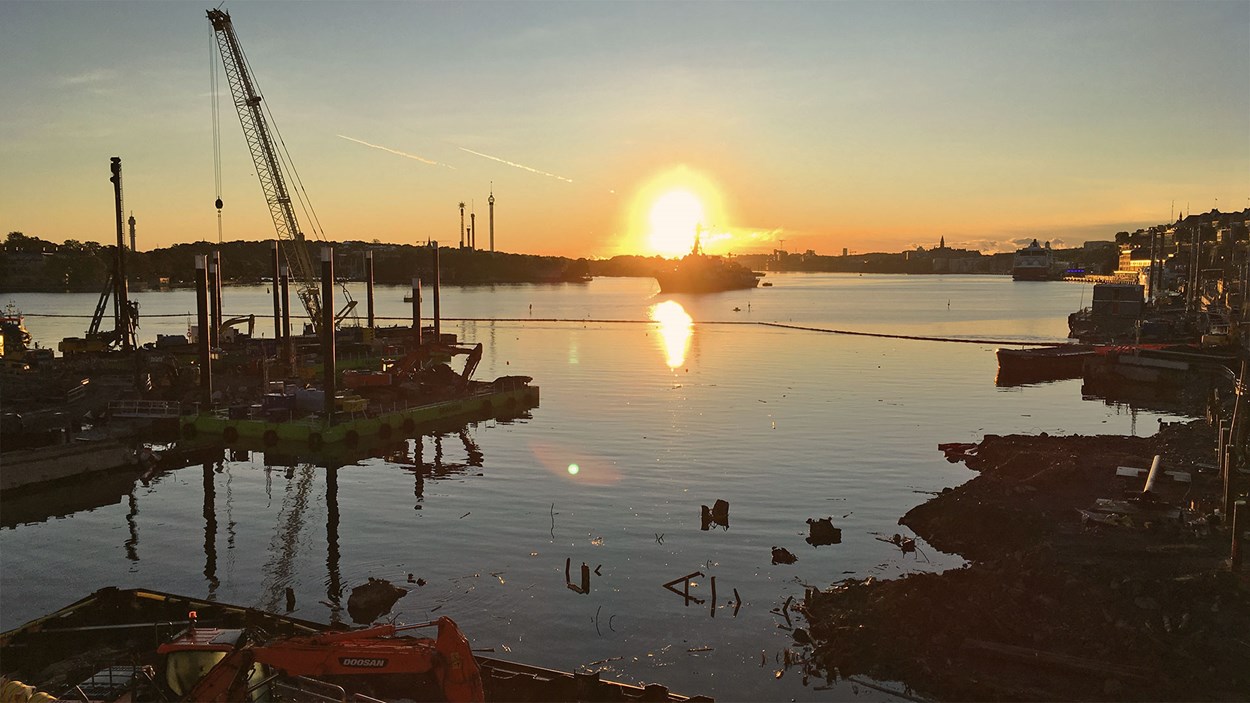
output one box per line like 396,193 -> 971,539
108,399 -> 182,418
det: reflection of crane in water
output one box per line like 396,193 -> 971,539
192,423 -> 490,621
258,464 -> 318,614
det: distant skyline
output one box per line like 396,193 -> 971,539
2,1 -> 1247,258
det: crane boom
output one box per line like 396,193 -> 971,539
207,8 -> 322,334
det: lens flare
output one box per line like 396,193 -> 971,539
531,442 -> 619,485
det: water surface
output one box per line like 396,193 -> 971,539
1,274 -> 1172,700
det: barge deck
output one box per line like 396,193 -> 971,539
183,380 -> 539,447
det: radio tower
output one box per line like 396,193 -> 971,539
458,201 -> 466,248
488,185 -> 495,253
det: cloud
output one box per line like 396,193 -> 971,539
62,69 -> 117,86
457,147 -> 573,183
337,135 -> 455,169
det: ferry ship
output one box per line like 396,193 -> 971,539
1011,239 -> 1055,281
655,226 -> 761,293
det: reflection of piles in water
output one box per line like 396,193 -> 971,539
258,465 -> 317,613
396,431 -> 485,510
203,463 -> 219,598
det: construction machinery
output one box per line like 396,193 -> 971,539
207,8 -> 327,336
159,614 -> 484,702
59,157 -> 139,355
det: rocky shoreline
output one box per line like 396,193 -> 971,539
800,420 -> 1248,701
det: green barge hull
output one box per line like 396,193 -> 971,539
183,384 -> 538,448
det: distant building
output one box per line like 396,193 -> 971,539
1082,241 -> 1116,253
0,251 -> 49,290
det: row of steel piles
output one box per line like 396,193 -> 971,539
194,242 -> 445,425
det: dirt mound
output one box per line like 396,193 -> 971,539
800,420 -> 1250,701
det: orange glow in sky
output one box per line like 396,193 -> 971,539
1,3 -> 1246,257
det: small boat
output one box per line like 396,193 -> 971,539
995,344 -> 1095,385
655,226 -> 760,294
0,587 -> 706,702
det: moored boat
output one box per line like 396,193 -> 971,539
1011,239 -> 1056,281
0,587 -> 708,702
995,344 -> 1096,385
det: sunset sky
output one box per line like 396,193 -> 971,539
2,1 -> 1247,258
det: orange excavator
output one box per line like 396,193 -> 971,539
157,613 -> 483,702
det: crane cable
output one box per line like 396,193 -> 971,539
235,44 -> 353,314
209,31 -> 224,244
235,47 -> 327,244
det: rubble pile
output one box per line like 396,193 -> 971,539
800,420 -> 1249,701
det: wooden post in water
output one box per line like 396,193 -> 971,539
366,250 -> 375,329
432,242 -> 441,341
195,255 -> 212,407
321,247 -> 336,425
271,242 -> 282,342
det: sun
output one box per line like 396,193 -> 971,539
624,166 -> 728,258
647,190 -> 704,257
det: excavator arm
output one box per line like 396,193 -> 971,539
388,343 -> 483,387
174,618 -> 483,702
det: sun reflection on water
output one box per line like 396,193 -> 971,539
650,300 -> 692,369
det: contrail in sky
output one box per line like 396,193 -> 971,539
337,135 -> 455,169
458,147 -> 573,183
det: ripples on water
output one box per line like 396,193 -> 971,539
0,274 -> 1178,700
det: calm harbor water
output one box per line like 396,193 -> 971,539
1,273 -> 1177,700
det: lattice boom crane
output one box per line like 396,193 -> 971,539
207,8 -> 323,334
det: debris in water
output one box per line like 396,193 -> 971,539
805,517 -> 842,546
565,558 -> 591,594
772,546 -> 798,564
346,577 -> 407,624
662,571 -> 706,606
701,499 -> 730,530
